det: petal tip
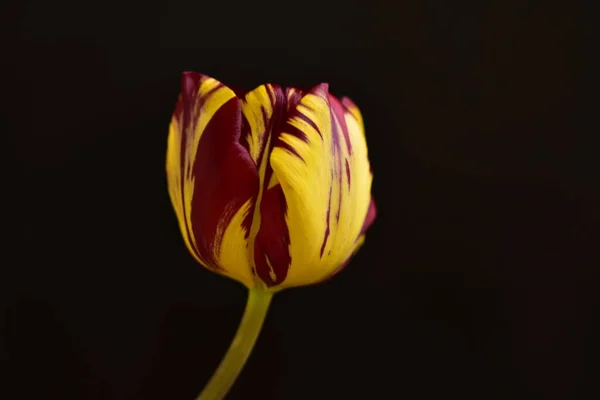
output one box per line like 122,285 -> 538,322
181,71 -> 203,93
362,197 -> 377,234
340,96 -> 357,109
312,82 -> 330,95
181,70 -> 203,81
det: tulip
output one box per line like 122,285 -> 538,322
166,72 -> 376,400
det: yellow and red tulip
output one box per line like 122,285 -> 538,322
167,72 -> 376,291
166,72 -> 376,399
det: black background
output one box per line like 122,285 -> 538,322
2,1 -> 596,399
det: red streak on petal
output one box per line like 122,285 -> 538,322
266,84 -> 277,106
314,197 -> 377,285
297,111 -> 322,139
328,96 -> 345,224
258,85 -> 287,185
328,95 -> 353,155
345,159 -> 352,190
254,184 -> 292,287
254,105 -> 272,168
319,185 -> 333,258
285,87 -> 305,111
282,120 -> 309,143
274,84 -> 331,162
361,197 -> 377,235
340,96 -> 359,114
276,142 -> 305,162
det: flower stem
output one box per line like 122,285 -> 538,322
197,288 -> 274,400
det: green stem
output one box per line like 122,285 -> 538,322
197,288 -> 274,400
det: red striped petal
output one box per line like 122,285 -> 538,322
167,72 -> 259,287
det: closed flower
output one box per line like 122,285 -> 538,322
167,72 -> 376,291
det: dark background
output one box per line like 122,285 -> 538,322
2,1 -> 596,399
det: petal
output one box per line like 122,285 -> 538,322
269,84 -> 374,289
253,180 -> 292,287
361,196 -> 377,235
237,84 -> 292,287
240,84 -> 285,170
322,196 -> 377,282
166,72 -> 259,288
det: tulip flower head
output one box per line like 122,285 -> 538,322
166,72 -> 376,399
167,72 -> 376,291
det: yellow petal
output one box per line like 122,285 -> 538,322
269,84 -> 373,289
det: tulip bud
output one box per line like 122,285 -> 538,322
166,72 -> 376,291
